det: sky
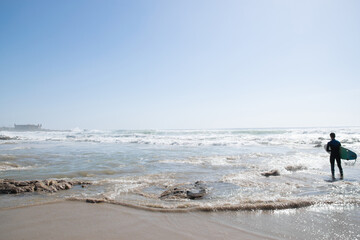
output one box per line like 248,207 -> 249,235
0,0 -> 359,130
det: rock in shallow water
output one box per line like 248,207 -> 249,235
261,170 -> 280,177
0,179 -> 91,194
160,181 -> 207,200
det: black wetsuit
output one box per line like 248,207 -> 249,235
326,139 -> 343,177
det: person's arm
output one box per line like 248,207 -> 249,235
326,143 -> 331,152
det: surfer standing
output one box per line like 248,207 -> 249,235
326,133 -> 343,180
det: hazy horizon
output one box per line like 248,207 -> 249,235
1,123 -> 359,131
1,0 -> 359,130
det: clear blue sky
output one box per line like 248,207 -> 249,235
1,0 -> 359,130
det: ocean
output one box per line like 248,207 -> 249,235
1,127 -> 359,239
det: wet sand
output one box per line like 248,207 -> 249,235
0,201 -> 272,240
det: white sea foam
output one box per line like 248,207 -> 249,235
0,162 -> 34,171
1,127 -> 359,211
1,127 -> 360,148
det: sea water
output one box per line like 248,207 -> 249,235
0,127 -> 359,238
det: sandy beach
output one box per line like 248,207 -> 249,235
0,201 -> 272,240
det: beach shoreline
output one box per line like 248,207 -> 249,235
1,127 -> 359,239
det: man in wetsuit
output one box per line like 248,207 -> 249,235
326,133 -> 343,180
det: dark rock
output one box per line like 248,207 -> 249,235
261,170 -> 280,177
3,179 -> 15,184
23,185 -> 35,192
186,189 -> 206,199
35,181 -> 57,192
16,181 -> 30,187
86,198 -> 106,203
57,182 -> 66,190
73,181 -> 91,186
160,182 -> 207,200
43,180 -> 51,186
0,179 -> 91,194
1,183 -> 19,194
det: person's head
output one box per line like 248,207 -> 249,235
330,132 -> 335,139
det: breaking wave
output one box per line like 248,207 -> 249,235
2,127 -> 359,147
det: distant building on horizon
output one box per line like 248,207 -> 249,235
14,124 -> 42,131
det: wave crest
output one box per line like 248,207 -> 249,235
67,197 -> 322,212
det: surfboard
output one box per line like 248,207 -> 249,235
323,144 -> 357,160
